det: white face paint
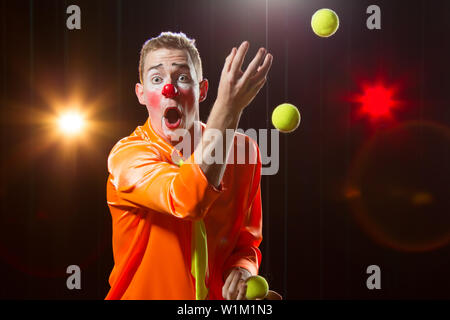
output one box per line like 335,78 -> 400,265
137,48 -> 203,146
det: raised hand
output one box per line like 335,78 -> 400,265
216,41 -> 273,113
198,42 -> 273,188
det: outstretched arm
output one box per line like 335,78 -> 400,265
108,42 -> 272,221
198,41 -> 272,188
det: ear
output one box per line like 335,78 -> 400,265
199,79 -> 209,103
135,82 -> 146,105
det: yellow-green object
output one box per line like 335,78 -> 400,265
311,8 -> 339,38
246,275 -> 269,300
178,156 -> 207,300
178,154 -> 208,300
191,220 -> 209,300
271,103 -> 301,133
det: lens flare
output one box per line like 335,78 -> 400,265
354,83 -> 398,120
58,112 -> 84,134
346,121 -> 450,252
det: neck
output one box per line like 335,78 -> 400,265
172,121 -> 203,159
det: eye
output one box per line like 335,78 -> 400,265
178,74 -> 190,83
151,76 -> 163,84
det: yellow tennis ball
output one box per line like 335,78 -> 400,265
245,275 -> 269,300
271,103 -> 301,133
311,8 -> 339,38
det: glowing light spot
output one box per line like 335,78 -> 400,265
355,83 -> 398,119
344,188 -> 361,199
411,192 -> 434,206
58,112 -> 84,134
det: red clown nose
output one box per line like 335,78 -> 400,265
162,84 -> 178,98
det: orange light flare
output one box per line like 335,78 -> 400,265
353,82 -> 400,120
48,102 -> 108,159
28,93 -> 112,161
58,110 -> 85,135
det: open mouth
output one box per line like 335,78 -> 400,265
163,106 -> 183,129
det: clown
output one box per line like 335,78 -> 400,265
105,32 -> 272,300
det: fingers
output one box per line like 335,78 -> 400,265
218,42 -> 273,112
248,72 -> 268,98
226,271 -> 242,300
222,269 -> 240,299
222,270 -> 234,299
223,47 -> 237,74
229,41 -> 249,75
236,280 -> 247,300
225,41 -> 273,84
222,268 -> 249,300
251,53 -> 273,84
242,47 -> 267,82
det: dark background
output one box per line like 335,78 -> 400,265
0,0 -> 449,299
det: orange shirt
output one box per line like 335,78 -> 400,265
105,118 -> 262,300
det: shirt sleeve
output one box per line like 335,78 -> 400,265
222,185 -> 263,277
107,137 -> 223,220
222,140 -> 263,277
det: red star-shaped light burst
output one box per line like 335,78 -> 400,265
355,83 -> 398,120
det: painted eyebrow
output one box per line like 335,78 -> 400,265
171,63 -> 190,70
146,63 -> 163,74
146,63 -> 190,75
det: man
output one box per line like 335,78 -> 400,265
105,32 -> 272,300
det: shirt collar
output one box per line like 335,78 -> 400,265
142,117 -> 206,160
142,117 -> 174,156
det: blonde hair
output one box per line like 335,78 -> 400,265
138,31 -> 203,84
